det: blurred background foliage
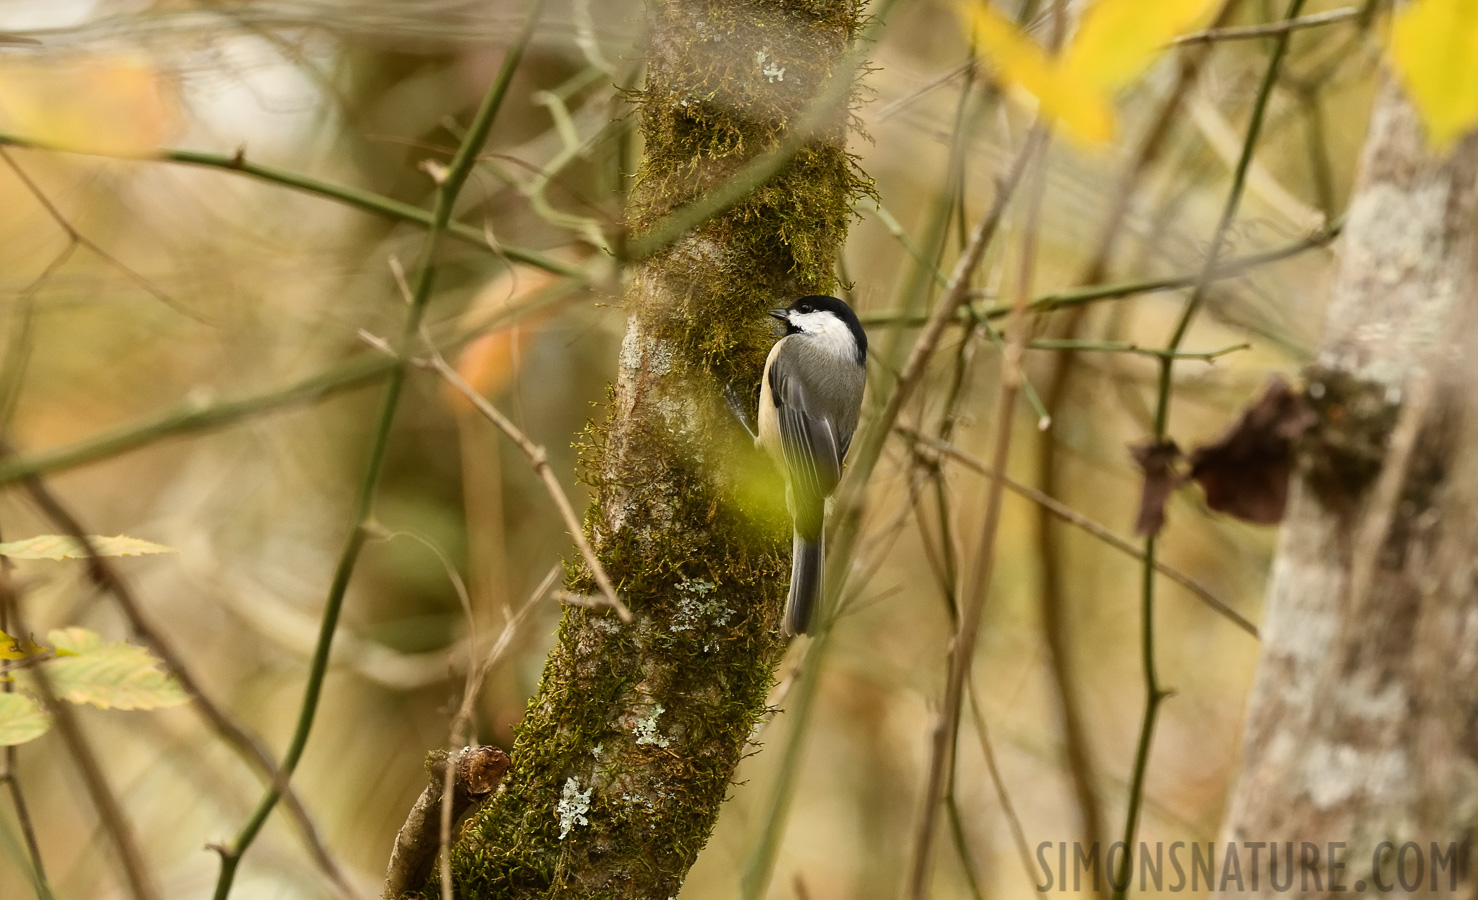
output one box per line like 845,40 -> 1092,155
0,0 -> 1380,897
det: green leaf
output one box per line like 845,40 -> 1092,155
38,628 -> 189,711
1389,0 -> 1478,148
0,692 -> 51,746
0,534 -> 177,560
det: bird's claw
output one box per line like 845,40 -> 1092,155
723,383 -> 758,441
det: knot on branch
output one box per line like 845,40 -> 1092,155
383,746 -> 511,899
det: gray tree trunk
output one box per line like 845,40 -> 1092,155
1217,77 -> 1478,897
428,2 -> 865,897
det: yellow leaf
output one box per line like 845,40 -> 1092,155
0,534 -> 177,560
0,630 -> 49,660
0,635 -> 22,660
1061,0 -> 1220,93
0,53 -> 178,156
959,0 -> 1114,143
1388,0 -> 1478,148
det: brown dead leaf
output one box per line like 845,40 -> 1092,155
1131,439 -> 1184,536
1188,375 -> 1315,525
462,745 -> 511,795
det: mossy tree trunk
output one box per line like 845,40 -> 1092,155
1216,78 -> 1478,896
436,2 -> 864,897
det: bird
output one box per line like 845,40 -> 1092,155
727,295 -> 867,637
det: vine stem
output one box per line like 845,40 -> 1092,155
856,218 -> 1343,328
0,279 -> 573,488
0,135 -> 581,279
208,3 -> 548,897
1114,1 -> 1309,896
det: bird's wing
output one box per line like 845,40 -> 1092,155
768,363 -> 844,520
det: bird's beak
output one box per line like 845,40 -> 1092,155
768,308 -> 790,322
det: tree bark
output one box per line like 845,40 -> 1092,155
427,2 -> 864,897
1218,77 -> 1478,897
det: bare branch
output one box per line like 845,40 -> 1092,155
907,122 -> 1050,899
11,462 -> 360,899
424,351 -> 631,623
1172,6 -> 1358,45
0,148 -> 205,323
28,642 -> 158,900
900,428 -> 1258,637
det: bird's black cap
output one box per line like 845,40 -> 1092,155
786,295 -> 867,366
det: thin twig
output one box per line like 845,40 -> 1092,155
0,148 -> 203,322
739,113 -> 1042,900
433,565 -> 558,899
1346,367 -> 1436,629
425,352 -> 630,622
1172,6 -> 1357,44
0,576 -> 48,898
847,135 -> 1044,515
904,225 -> 1044,896
856,220 -> 1343,328
0,743 -> 47,897
965,681 -> 1043,895
0,277 -> 576,488
0,242 -> 75,429
363,526 -> 482,900
12,470 -> 359,899
876,59 -> 975,121
906,122 -> 1049,900
30,650 -> 157,900
1031,4 -> 1243,878
900,429 -> 1257,637
1026,339 -> 1250,360
210,4 -> 550,897
0,134 -> 583,281
1115,3 -> 1310,896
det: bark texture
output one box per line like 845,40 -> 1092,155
430,2 -> 864,897
1218,78 -> 1478,897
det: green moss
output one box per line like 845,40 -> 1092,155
628,0 -> 870,387
423,2 -> 868,897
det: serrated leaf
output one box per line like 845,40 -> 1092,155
48,627 -> 102,655
1388,0 -> 1478,148
1061,0 -> 1219,93
0,534 -> 177,561
37,628 -> 189,711
0,692 -> 51,746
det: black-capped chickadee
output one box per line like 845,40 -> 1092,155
728,295 -> 867,637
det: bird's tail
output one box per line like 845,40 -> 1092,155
784,527 -> 824,637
